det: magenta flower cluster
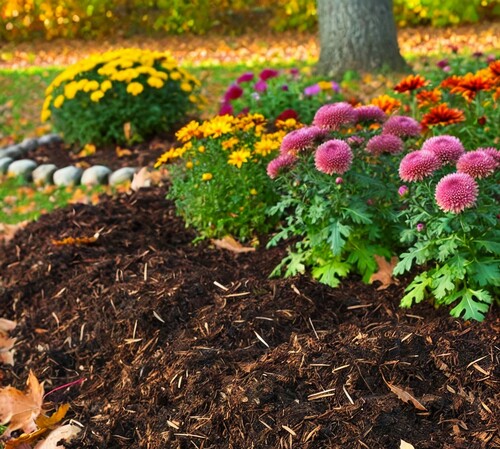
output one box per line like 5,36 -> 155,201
382,115 -> 422,138
315,140 -> 353,175
313,102 -> 356,131
280,126 -> 325,155
435,173 -> 478,214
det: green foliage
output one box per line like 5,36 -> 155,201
1,0 -> 498,42
41,48 -> 203,146
158,114 -> 295,241
268,106 -> 409,288
220,68 -> 343,124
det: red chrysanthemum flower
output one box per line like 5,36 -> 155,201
354,105 -> 387,123
456,150 -> 497,179
219,102 -> 234,116
449,73 -> 494,101
275,108 -> 299,123
394,74 -> 428,93
416,88 -> 443,108
421,135 -> 465,165
237,72 -> 254,84
399,150 -> 441,182
440,75 -> 462,90
435,173 -> 479,214
313,102 -> 356,131
366,134 -> 404,155
420,103 -> 465,128
314,139 -> 353,175
382,115 -> 422,138
267,153 -> 297,179
280,126 -> 324,155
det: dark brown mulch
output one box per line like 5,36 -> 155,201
24,135 -> 176,171
0,186 -> 498,449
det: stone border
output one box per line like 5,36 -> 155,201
0,134 -> 141,187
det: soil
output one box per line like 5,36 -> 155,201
0,183 -> 498,449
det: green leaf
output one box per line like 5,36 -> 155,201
449,289 -> 492,322
474,239 -> 500,256
393,242 -> 431,275
400,272 -> 432,308
437,238 -> 458,262
431,268 -> 457,300
468,260 -> 500,287
283,250 -> 307,278
312,259 -> 351,287
326,220 -> 351,256
342,205 -> 372,224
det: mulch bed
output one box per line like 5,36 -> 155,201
0,183 -> 498,449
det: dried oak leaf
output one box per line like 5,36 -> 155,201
369,255 -> 399,290
0,317 -> 17,366
213,236 -> 256,253
400,440 -> 416,449
0,371 -> 44,436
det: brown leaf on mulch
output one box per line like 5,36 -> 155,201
383,377 -> 427,411
369,254 -> 399,290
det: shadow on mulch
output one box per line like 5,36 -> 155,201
0,187 -> 498,449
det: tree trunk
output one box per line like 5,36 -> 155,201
316,0 -> 408,78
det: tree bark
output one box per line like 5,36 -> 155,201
316,0 -> 408,78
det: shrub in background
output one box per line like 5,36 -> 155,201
156,114 -> 301,241
41,48 -> 203,145
267,102 -> 419,287
219,67 -> 343,125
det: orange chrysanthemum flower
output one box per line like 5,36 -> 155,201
370,94 -> 401,114
449,73 -> 494,101
421,103 -> 465,128
416,88 -> 442,108
394,74 -> 428,93
440,75 -> 462,90
488,60 -> 500,78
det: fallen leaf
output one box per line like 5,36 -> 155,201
400,440 -> 415,449
213,235 -> 256,253
115,146 -> 133,158
0,222 -> 30,244
131,167 -> 151,191
384,378 -> 427,411
369,255 -> 399,290
123,122 -> 132,140
76,143 -> 96,158
0,334 -> 16,366
0,319 -> 16,333
33,424 -> 81,449
52,233 -> 99,246
0,371 -> 44,436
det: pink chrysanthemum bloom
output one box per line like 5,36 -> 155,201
219,102 -> 234,116
346,135 -> 365,147
237,72 -> 254,84
280,126 -> 324,155
267,154 -> 297,179
456,150 -> 497,179
355,105 -> 387,123
477,147 -> 500,166
224,84 -> 244,101
435,172 -> 479,214
421,135 -> 465,165
314,139 -> 353,175
313,102 -> 356,131
382,115 -> 422,138
260,68 -> 279,81
399,150 -> 441,182
366,134 -> 404,155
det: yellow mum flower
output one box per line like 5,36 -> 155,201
83,80 -> 99,92
147,76 -> 164,89
202,173 -> 213,181
201,115 -> 234,138
228,149 -> 251,168
186,161 -> 194,169
64,81 -> 79,99
188,94 -> 199,103
101,80 -> 112,92
254,137 -> 280,156
41,109 -> 51,122
90,90 -> 105,102
180,82 -> 192,92
221,137 -> 239,150
53,95 -> 65,109
170,71 -> 181,81
127,82 -> 144,96
250,188 -> 258,195
318,80 -> 334,91
198,145 -> 206,153
176,120 -> 201,142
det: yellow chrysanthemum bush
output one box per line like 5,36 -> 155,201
156,114 -> 302,241
41,48 -> 202,145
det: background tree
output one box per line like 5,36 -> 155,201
316,0 -> 409,77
